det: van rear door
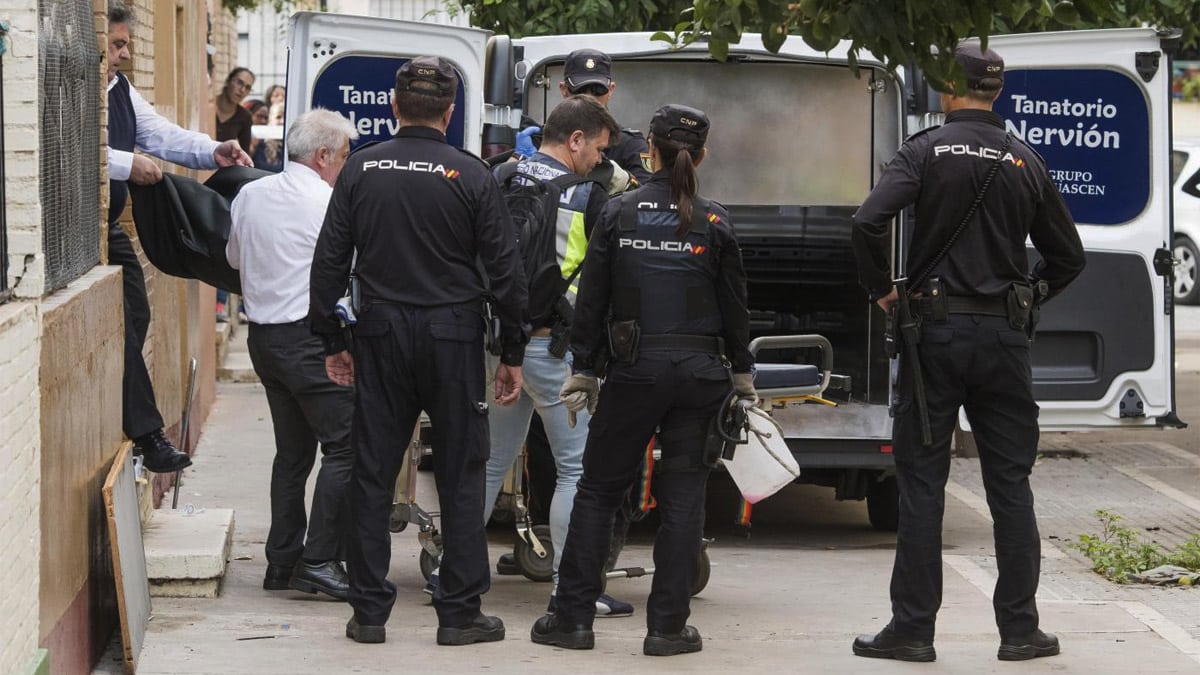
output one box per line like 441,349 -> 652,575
284,12 -> 491,153
986,28 -> 1181,429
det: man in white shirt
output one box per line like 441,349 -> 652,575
227,109 -> 358,600
106,2 -> 251,473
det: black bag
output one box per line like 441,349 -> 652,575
128,167 -> 273,294
494,161 -> 590,326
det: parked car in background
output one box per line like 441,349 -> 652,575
1173,138 -> 1200,304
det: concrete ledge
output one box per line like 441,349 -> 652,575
214,322 -> 231,366
143,508 -> 235,596
216,350 -> 258,383
149,577 -> 224,599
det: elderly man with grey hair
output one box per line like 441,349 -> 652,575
228,108 -> 359,600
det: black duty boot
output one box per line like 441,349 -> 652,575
437,613 -> 505,646
289,560 -> 350,600
644,625 -> 703,656
346,617 -> 385,644
496,552 -> 519,575
133,429 -> 192,473
999,630 -> 1060,661
852,625 -> 936,662
263,563 -> 294,591
530,614 -> 594,650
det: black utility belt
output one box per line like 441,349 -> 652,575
639,334 -> 725,354
913,295 -> 1007,319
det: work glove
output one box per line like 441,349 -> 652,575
515,126 -> 541,158
560,372 -> 599,428
733,372 -> 758,406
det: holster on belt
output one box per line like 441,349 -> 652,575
606,319 -> 641,365
1026,279 -> 1050,343
1006,283 -> 1034,337
481,296 -> 502,356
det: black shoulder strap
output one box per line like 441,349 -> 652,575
909,132 -> 1013,293
493,159 -> 520,184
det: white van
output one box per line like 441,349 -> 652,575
284,15 -> 1185,529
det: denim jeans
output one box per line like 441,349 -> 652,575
484,336 -> 588,583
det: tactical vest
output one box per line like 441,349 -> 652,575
610,197 -> 723,336
108,72 -> 137,224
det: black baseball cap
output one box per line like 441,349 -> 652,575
563,49 -> 613,92
395,56 -> 458,96
650,104 -> 709,145
955,43 -> 1004,91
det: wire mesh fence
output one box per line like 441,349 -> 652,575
39,0 -> 101,294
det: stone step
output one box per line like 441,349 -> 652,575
216,350 -> 259,383
142,507 -> 236,598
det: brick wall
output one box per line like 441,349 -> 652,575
0,302 -> 41,675
0,1 -> 42,672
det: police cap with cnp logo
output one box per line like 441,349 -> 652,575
955,43 -> 1004,91
563,49 -> 613,92
395,56 -> 458,96
649,104 -> 709,145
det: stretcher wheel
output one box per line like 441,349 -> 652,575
419,535 -> 443,581
514,524 -> 555,583
867,476 -> 900,532
389,504 -> 408,533
690,545 -> 711,596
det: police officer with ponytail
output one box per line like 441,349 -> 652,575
530,104 -> 753,657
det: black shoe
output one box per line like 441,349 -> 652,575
437,614 -> 505,646
496,552 -> 519,575
289,560 -> 349,600
530,614 -> 594,650
852,625 -> 936,662
263,563 -> 294,591
345,617 -> 385,644
999,630 -> 1060,661
644,626 -> 703,656
133,429 -> 192,473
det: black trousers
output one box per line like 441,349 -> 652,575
556,351 -> 728,632
890,314 -> 1041,641
108,221 -> 163,439
347,301 -> 491,627
246,322 -> 355,565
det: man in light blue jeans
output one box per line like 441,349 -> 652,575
484,96 -> 632,616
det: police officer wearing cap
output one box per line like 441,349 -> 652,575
530,104 -> 753,657
850,44 -> 1085,662
309,56 -> 530,647
557,49 -> 651,185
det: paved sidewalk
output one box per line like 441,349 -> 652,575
84,379 -> 1200,675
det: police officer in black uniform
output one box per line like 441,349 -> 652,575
308,56 -> 529,647
530,104 -> 754,657
850,44 -> 1085,662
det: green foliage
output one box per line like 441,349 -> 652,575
657,0 -> 1200,93
1070,509 -> 1200,584
222,0 -> 298,15
1069,509 -> 1166,583
447,0 -> 695,38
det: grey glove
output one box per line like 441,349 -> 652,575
560,373 -> 600,428
733,372 -> 758,405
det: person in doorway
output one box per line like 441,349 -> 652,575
215,66 -> 256,153
105,1 -> 251,473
